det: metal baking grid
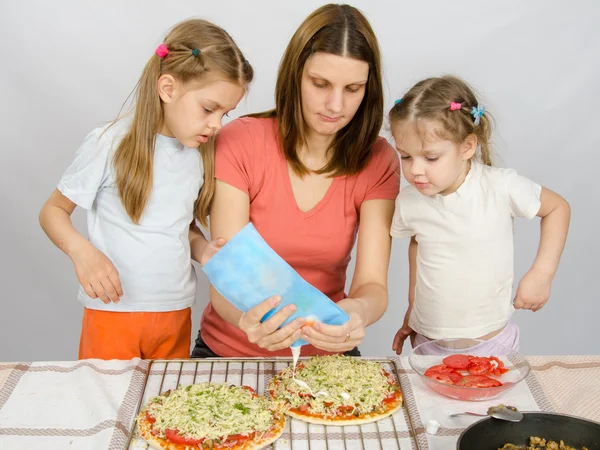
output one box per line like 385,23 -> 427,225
128,358 -> 420,450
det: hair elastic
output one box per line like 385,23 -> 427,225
470,104 -> 485,126
155,44 -> 169,59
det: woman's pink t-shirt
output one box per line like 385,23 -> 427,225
200,117 -> 399,357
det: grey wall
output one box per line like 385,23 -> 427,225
1,0 -> 598,361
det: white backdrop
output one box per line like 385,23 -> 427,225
1,0 -> 598,361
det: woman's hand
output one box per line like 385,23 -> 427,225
300,297 -> 366,352
238,296 -> 306,351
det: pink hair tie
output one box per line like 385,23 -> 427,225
449,102 -> 462,111
155,44 -> 169,59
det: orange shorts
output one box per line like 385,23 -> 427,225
79,307 -> 191,360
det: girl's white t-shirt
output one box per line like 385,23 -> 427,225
391,161 -> 542,339
58,119 -> 204,312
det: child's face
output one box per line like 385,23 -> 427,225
300,52 -> 369,140
392,119 -> 475,196
160,76 -> 245,148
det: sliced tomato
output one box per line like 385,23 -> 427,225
294,391 -> 314,399
145,411 -> 156,424
383,390 -> 401,403
493,367 -> 509,376
337,405 -> 354,413
323,401 -> 333,407
381,369 -> 396,385
425,371 -> 463,385
225,431 -> 255,442
242,385 -> 259,398
488,356 -> 510,376
467,357 -> 492,375
424,364 -> 456,376
165,428 -> 204,445
442,354 -> 471,370
459,375 -> 502,388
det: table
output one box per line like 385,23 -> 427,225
1,356 -> 598,450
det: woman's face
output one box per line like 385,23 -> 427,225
300,52 -> 369,139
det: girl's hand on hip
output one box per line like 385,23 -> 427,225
513,268 -> 552,312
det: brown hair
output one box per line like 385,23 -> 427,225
111,19 -> 253,225
389,75 -> 493,166
249,4 -> 384,176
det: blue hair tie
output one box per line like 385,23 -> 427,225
470,104 -> 485,126
394,98 -> 402,105
191,48 -> 200,57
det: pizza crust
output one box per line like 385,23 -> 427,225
137,411 -> 286,450
283,394 -> 403,426
268,356 -> 404,427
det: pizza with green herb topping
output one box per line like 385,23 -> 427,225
268,355 -> 403,425
137,382 -> 285,449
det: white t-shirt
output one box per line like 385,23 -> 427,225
58,119 -> 204,312
390,161 -> 542,339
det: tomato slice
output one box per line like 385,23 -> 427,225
225,431 -> 255,442
383,390 -> 401,403
381,369 -> 397,385
493,367 -> 509,376
241,385 -> 259,398
337,405 -> 354,413
467,357 -> 492,375
165,428 -> 204,445
145,411 -> 156,424
290,390 -> 313,399
425,371 -> 463,385
442,354 -> 471,370
459,375 -> 502,388
424,364 -> 456,376
488,356 -> 509,376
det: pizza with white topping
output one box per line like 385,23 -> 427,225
268,355 -> 403,425
137,382 -> 285,449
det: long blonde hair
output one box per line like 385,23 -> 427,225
112,19 -> 253,225
389,75 -> 493,165
248,4 -> 384,177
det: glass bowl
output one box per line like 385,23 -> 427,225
408,338 -> 531,401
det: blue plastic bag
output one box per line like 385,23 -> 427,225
202,223 -> 350,347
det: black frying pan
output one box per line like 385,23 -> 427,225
456,412 -> 600,450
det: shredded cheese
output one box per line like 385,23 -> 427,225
270,355 -> 399,418
142,382 -> 283,443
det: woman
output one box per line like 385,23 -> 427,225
192,4 -> 399,358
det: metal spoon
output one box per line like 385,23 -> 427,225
450,404 -> 523,422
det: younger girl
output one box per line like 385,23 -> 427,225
39,19 -> 253,360
389,76 -> 570,354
